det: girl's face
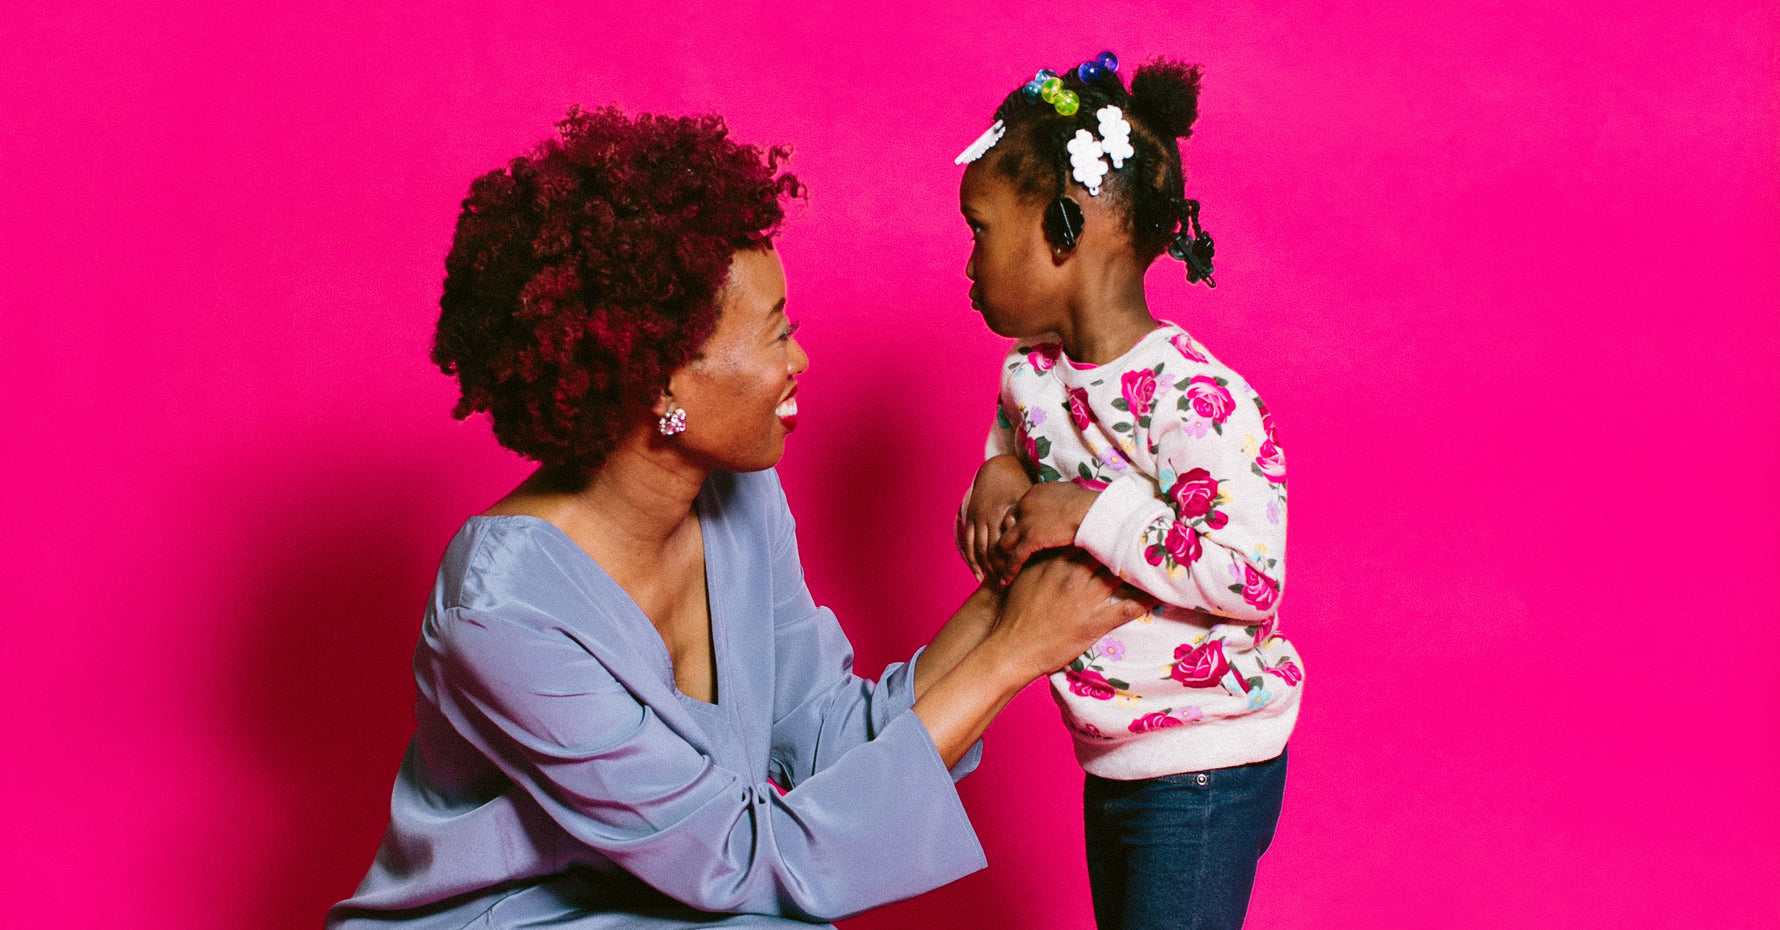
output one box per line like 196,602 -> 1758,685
960,162 -> 1070,338
668,248 -> 808,473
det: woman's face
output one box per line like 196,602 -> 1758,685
668,248 -> 808,473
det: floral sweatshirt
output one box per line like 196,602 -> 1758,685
979,323 -> 1303,779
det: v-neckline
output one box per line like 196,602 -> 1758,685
470,480 -> 726,708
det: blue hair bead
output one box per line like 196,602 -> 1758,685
1078,60 -> 1103,83
1023,79 -> 1044,102
1037,68 -> 1058,81
1097,51 -> 1119,73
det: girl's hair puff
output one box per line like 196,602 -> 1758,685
432,106 -> 802,471
984,57 -> 1203,261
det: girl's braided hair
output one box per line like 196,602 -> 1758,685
983,58 -> 1204,262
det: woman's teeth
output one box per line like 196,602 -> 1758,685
775,398 -> 798,418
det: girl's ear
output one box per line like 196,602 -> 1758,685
1042,195 -> 1085,254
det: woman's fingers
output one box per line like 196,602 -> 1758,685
997,528 -> 1037,581
990,524 -> 1021,585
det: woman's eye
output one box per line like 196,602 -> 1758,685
779,320 -> 802,341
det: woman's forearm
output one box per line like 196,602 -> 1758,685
911,584 -> 1000,699
911,632 -> 1033,768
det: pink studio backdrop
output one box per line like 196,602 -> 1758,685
3,2 -> 1776,928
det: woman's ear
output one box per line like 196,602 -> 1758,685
651,386 -> 676,419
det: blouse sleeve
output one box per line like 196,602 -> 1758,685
424,535 -> 986,922
763,474 -> 984,789
1073,368 -> 1288,624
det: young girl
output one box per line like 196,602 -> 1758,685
953,54 -> 1304,930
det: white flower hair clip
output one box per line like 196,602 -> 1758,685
1067,129 -> 1108,196
954,120 -> 1006,165
1096,106 -> 1134,169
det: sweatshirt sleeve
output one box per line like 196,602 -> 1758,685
1073,367 -> 1288,624
961,384 -> 1022,521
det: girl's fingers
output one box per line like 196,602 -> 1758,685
962,524 -> 985,581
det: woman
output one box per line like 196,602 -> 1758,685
328,107 -> 1144,929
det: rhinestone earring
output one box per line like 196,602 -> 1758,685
657,407 -> 687,436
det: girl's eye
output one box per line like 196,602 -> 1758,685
779,320 -> 802,341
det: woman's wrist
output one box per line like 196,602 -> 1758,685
912,635 -> 1035,767
913,583 -> 1004,698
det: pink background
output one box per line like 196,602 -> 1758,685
4,1 -> 1776,927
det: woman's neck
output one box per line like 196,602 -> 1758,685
489,432 -> 709,569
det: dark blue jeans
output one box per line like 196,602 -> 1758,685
1082,749 -> 1287,930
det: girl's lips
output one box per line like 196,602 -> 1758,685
775,396 -> 798,431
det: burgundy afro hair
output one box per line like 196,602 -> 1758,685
432,106 -> 802,470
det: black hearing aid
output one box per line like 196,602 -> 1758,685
1167,199 -> 1216,287
1043,195 -> 1085,252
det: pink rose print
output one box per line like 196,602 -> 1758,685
1128,712 -> 1186,734
1065,386 -> 1093,430
1164,520 -> 1201,564
1255,439 -> 1287,484
1071,476 -> 1110,491
1144,544 -> 1166,566
1067,668 -> 1117,700
1167,468 -> 1219,518
1025,342 -> 1062,372
1256,398 -> 1279,443
1255,614 -> 1277,645
1120,368 -> 1159,418
1185,376 -> 1235,423
1265,657 -> 1304,686
1018,428 -> 1040,469
1206,510 -> 1229,530
1169,640 -> 1232,689
1170,332 -> 1209,363
1241,565 -> 1280,612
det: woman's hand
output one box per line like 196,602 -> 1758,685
956,455 -> 1033,583
914,549 -> 1149,767
994,481 -> 1100,584
988,548 -> 1150,680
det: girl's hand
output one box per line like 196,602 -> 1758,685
957,455 -> 1033,583
994,481 -> 1100,584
